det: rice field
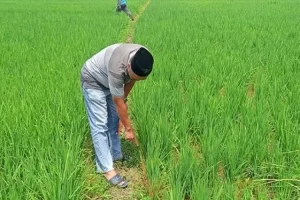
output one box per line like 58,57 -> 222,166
1,0 -> 300,199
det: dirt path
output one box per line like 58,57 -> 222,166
107,2 -> 152,198
104,138 -> 146,200
123,0 -> 151,43
83,1 -> 151,199
82,137 -> 147,200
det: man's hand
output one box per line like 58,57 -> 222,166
125,128 -> 135,142
125,128 -> 139,145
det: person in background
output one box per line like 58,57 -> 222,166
80,43 -> 154,188
116,0 -> 134,21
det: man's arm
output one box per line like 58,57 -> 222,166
124,80 -> 136,99
108,67 -> 136,142
113,97 -> 131,129
113,97 -> 137,144
113,80 -> 135,128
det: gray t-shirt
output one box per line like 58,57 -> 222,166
80,43 -> 144,97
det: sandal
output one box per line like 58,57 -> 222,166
108,174 -> 128,189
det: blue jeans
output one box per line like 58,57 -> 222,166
82,86 -> 122,173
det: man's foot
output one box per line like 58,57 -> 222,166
104,170 -> 128,188
108,174 -> 128,188
104,169 -> 117,180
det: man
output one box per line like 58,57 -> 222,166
116,0 -> 134,21
80,43 -> 154,188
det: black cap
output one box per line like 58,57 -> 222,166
130,47 -> 154,77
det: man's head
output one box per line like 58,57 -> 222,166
128,47 -> 154,81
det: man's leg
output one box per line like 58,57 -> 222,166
121,5 -> 134,21
106,93 -> 122,161
82,87 -> 114,173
